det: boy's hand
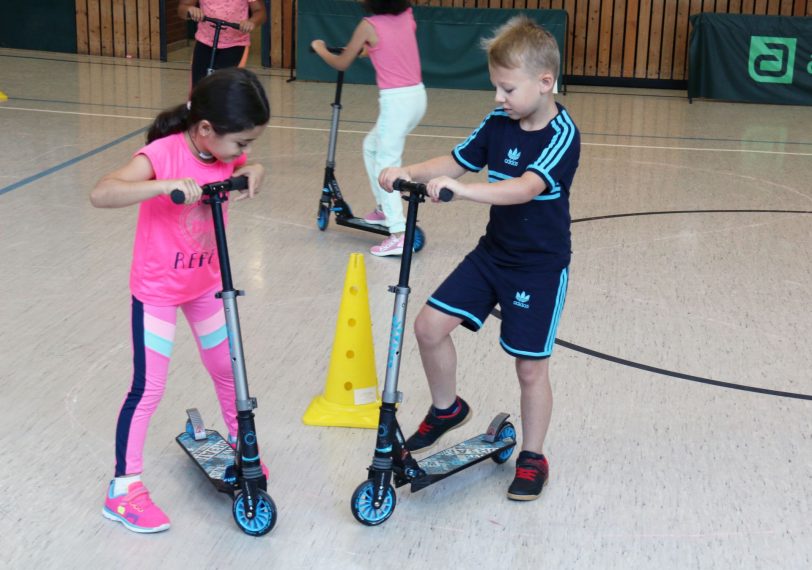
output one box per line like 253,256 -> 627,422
378,167 -> 410,192
239,19 -> 255,33
233,164 -> 265,201
427,176 -> 462,203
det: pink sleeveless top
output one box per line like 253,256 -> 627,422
364,8 -> 422,90
195,0 -> 257,48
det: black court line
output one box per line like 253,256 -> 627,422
490,208 -> 812,401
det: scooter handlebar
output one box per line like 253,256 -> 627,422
171,176 -> 250,204
392,179 -> 454,202
201,15 -> 241,30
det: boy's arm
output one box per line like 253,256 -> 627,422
379,155 -> 466,191
311,20 -> 375,71
427,171 -> 546,206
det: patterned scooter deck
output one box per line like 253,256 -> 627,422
409,433 -> 516,492
176,429 -> 238,494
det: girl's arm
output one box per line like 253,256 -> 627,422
240,0 -> 267,33
311,19 -> 376,71
178,0 -> 202,21
90,154 -> 202,208
426,171 -> 547,205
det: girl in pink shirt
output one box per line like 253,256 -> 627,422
90,68 -> 269,534
312,0 -> 427,257
179,0 -> 267,86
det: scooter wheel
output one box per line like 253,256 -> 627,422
413,226 -> 426,252
350,479 -> 396,526
317,202 -> 330,231
232,489 -> 277,536
492,422 -> 517,464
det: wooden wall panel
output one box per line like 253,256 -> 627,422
75,0 -> 812,82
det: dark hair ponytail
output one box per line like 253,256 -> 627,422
146,67 -> 270,144
363,0 -> 411,15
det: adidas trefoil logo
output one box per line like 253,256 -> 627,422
513,290 -> 531,309
504,147 -> 521,166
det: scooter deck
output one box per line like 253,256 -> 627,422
335,216 -> 390,236
407,433 -> 516,492
176,429 -> 238,494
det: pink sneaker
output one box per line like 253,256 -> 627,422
371,234 -> 405,257
103,481 -> 170,533
363,208 -> 387,225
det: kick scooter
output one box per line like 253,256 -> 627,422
313,46 -> 426,252
350,180 -> 516,526
172,176 -> 277,536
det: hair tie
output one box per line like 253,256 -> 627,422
186,101 -> 192,111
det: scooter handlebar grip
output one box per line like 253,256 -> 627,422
170,189 -> 185,204
439,188 -> 454,202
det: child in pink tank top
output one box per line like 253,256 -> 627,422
90,68 -> 269,534
312,0 -> 427,257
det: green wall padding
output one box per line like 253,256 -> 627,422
0,0 -> 77,53
297,0 -> 567,90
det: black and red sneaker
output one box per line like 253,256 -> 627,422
507,451 -> 549,501
404,397 -> 471,453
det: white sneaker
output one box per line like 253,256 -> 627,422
370,234 -> 404,257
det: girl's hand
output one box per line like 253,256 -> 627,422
168,178 -> 203,204
233,164 -> 265,201
311,39 -> 326,55
186,6 -> 203,21
427,176 -> 462,203
239,19 -> 255,33
378,167 -> 410,192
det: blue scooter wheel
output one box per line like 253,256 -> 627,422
413,226 -> 426,252
350,480 -> 396,526
492,422 -> 517,464
232,490 -> 277,536
317,202 -> 330,231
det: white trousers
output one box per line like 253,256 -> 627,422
363,83 -> 427,234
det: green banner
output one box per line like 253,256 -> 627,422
688,13 -> 812,105
296,0 -> 567,90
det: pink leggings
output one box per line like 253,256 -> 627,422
114,293 -> 236,476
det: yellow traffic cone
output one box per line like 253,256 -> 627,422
303,253 -> 381,428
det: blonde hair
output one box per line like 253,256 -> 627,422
482,15 -> 559,78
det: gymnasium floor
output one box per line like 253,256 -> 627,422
1,48 -> 811,569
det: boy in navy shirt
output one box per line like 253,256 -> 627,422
379,15 -> 580,501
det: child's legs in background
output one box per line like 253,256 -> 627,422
515,358 -> 552,454
191,41 -> 248,87
363,84 -> 427,234
115,298 -> 178,476
182,291 -> 237,439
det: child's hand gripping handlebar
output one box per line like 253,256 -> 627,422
171,176 -> 249,204
392,179 -> 454,202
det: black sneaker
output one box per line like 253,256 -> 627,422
507,451 -> 549,501
404,397 -> 471,453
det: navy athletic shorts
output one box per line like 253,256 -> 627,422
426,247 -> 569,360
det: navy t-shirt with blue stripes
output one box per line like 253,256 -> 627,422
452,103 -> 580,268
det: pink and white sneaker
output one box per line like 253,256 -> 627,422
103,481 -> 170,533
370,234 -> 405,257
363,208 -> 387,225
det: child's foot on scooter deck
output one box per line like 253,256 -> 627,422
363,208 -> 386,225
405,397 -> 471,453
103,480 -> 171,533
507,451 -> 549,501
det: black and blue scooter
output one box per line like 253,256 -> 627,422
172,177 -> 277,536
350,180 -> 516,526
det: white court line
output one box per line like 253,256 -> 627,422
3,105 -> 812,157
